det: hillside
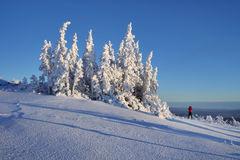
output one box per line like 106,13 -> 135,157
0,90 -> 239,160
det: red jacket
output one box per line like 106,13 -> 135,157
188,106 -> 192,113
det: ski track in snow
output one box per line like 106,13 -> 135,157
0,91 -> 240,160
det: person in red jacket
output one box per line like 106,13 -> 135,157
188,106 -> 193,119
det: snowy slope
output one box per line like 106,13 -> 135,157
0,90 -> 239,160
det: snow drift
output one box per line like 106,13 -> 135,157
0,91 -> 239,160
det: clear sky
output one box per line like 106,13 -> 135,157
0,0 -> 239,102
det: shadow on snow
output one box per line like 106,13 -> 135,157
20,116 -> 240,160
1,100 -> 239,159
20,102 -> 240,146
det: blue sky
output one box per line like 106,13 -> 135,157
0,0 -> 239,102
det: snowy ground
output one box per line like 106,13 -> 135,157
0,90 -> 240,160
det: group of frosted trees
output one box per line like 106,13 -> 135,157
38,21 -> 171,118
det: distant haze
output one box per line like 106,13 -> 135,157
169,101 -> 240,110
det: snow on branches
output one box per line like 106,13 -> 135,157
38,21 -> 171,118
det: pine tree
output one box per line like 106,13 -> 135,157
72,59 -> 84,96
67,33 -> 81,95
20,77 -> 28,90
151,67 -> 158,95
38,74 -> 47,93
100,43 -> 111,96
143,51 -> 153,100
91,74 -> 101,100
117,40 -> 124,67
39,40 -> 52,76
39,40 -> 52,94
37,21 -> 172,118
133,41 -> 144,100
143,52 -> 171,117
99,41 -> 116,98
68,33 -> 79,69
114,23 -> 147,110
120,22 -> 139,93
30,75 -> 39,93
52,21 -> 71,96
22,77 -> 28,85
108,41 -> 116,66
134,41 -> 144,84
82,30 -> 98,98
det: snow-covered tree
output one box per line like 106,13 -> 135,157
215,116 -> 226,125
114,23 -> 151,111
143,51 -> 153,103
206,115 -> 213,123
20,77 -> 29,90
99,41 -> 116,99
91,74 -> 101,100
150,67 -> 158,95
134,41 -> 144,83
39,40 -> 52,94
30,75 -> 39,92
142,51 -> 171,118
72,59 -> 84,96
82,30 -> 98,98
68,33 -> 79,70
117,40 -> 124,67
22,77 -> 28,85
38,75 -> 47,93
52,21 -> 71,96
120,23 -> 139,93
108,41 -> 116,66
231,117 -> 240,127
37,21 -> 172,118
122,23 -> 136,92
100,44 -> 112,96
132,41 -> 144,100
39,40 -> 52,76
67,33 -> 82,96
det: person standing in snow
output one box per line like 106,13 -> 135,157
188,106 -> 193,119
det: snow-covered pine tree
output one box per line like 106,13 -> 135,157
22,77 -> 28,85
52,21 -> 71,96
147,66 -> 161,114
114,41 -> 124,95
38,74 -> 47,93
91,74 -> 101,100
115,23 -> 146,110
20,77 -> 28,90
30,75 -> 39,93
143,51 -> 153,104
151,67 -> 158,95
99,41 -> 116,100
143,51 -> 171,118
72,58 -> 84,96
121,23 -> 139,93
100,43 -> 112,96
39,40 -> 52,94
133,41 -> 144,100
112,67 -> 123,96
82,30 -> 98,98
134,41 -> 144,82
39,40 -> 52,75
108,41 -> 116,67
37,21 -> 171,118
67,33 -> 81,96
117,40 -> 124,68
